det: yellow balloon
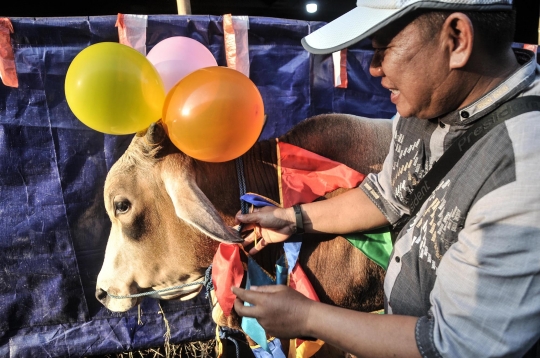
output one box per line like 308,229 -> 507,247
65,42 -> 165,135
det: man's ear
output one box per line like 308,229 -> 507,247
442,12 -> 474,69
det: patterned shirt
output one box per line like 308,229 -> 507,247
361,48 -> 540,357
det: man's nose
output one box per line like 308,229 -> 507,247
369,53 -> 384,77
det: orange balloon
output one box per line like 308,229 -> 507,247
162,67 -> 265,162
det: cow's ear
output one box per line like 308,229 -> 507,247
146,122 -> 167,145
162,164 -> 243,243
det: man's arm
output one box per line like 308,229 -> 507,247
233,285 -> 421,358
294,186 -> 389,234
237,115 -> 400,254
236,187 -> 389,254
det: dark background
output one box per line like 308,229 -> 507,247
2,0 -> 539,44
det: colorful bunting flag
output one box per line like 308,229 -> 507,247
212,243 -> 244,317
277,141 -> 365,207
344,228 -> 393,270
0,18 -> 18,88
212,141 -> 393,357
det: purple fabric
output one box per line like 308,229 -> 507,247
0,15 -> 395,356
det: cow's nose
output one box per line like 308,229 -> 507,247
95,287 -> 108,303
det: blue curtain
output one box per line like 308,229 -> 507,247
0,15 -> 395,357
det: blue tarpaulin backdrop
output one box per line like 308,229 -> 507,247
0,15 -> 395,357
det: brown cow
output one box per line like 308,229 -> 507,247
96,113 -> 392,354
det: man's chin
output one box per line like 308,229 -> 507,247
396,108 -> 433,120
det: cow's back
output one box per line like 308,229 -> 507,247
278,114 -> 392,175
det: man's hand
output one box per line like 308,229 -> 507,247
233,285 -> 421,357
235,206 -> 295,255
232,285 -> 316,339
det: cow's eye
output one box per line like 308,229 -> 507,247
114,200 -> 131,215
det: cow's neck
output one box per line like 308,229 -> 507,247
193,139 -> 280,225
240,139 -> 280,204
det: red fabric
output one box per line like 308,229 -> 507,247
279,141 -> 365,207
523,44 -> 538,52
0,18 -> 18,88
289,263 -> 318,301
523,44 -> 537,61
115,14 -> 129,47
212,243 -> 244,317
289,263 -> 319,348
222,14 -> 237,70
337,48 -> 348,89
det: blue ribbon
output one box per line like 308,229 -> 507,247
239,194 -> 303,356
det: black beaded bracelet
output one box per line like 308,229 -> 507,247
293,204 -> 305,235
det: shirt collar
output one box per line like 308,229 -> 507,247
439,48 -> 537,126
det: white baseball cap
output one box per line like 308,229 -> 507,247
301,0 -> 513,54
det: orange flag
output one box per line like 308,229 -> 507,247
278,141 -> 365,208
212,243 -> 244,317
0,18 -> 18,88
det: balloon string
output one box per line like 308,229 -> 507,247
235,157 -> 249,233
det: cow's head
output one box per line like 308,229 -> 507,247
96,122 -> 242,312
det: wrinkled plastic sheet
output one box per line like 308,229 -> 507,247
0,15 -> 395,357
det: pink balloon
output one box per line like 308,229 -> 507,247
147,37 -> 218,92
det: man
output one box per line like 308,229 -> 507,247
233,0 -> 540,356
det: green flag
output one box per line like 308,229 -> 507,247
343,227 -> 393,270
